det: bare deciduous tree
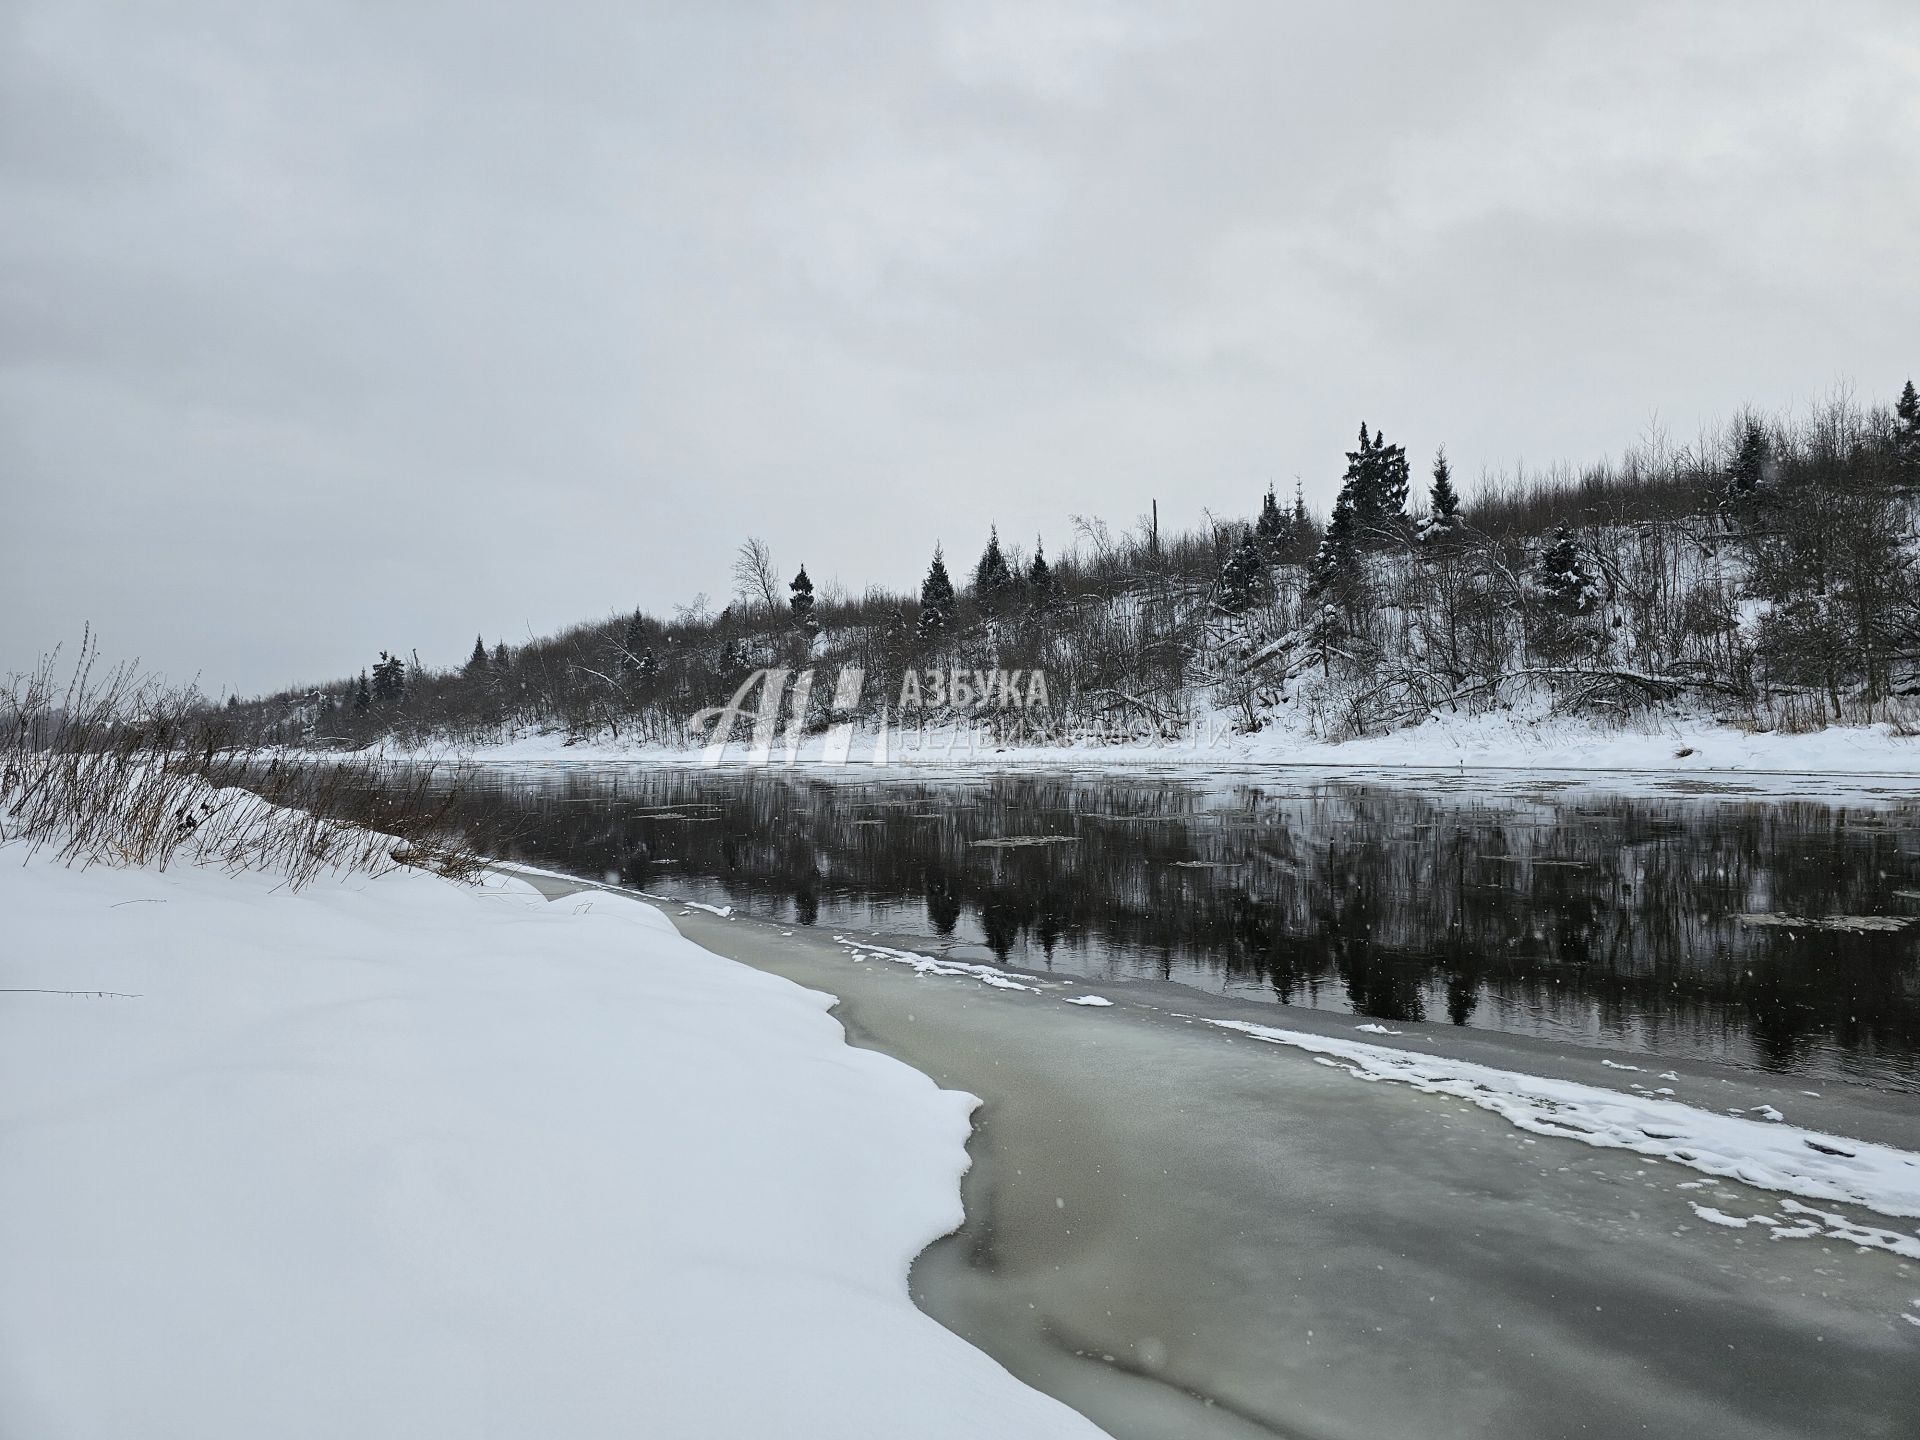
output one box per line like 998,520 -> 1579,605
732,537 -> 782,617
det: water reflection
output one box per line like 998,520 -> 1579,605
443,769 -> 1920,1090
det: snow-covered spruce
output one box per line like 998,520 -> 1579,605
0,856 -> 1103,1440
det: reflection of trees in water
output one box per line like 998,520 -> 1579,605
440,770 -> 1920,1081
925,870 -> 962,937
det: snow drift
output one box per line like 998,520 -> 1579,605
0,855 -> 1105,1440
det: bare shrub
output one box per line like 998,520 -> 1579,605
2,636 -> 485,890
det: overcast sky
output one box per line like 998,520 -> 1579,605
4,0 -> 1917,696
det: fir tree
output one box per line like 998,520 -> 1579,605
1417,447 -> 1462,542
789,565 -> 817,631
1216,531 -> 1266,615
492,641 -> 510,670
465,635 -> 489,677
636,647 -> 658,681
1291,481 -> 1309,538
1027,537 -> 1054,610
353,671 -> 371,714
973,526 -> 1014,611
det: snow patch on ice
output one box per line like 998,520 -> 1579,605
1772,1199 -> 1920,1260
832,936 -> 1040,993
1201,1018 -> 1920,1221
1690,1203 -> 1768,1229
1685,1198 -> 1920,1260
1063,995 -> 1114,1008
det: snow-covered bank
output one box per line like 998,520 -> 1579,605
360,710 -> 1920,788
0,854 -> 1105,1440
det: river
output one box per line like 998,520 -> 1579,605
444,764 -> 1920,1093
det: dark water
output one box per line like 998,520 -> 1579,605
446,766 -> 1920,1091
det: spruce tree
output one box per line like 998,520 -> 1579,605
973,526 -> 1014,611
1302,493 -> 1360,673
619,611 -> 647,672
918,546 -> 956,639
789,565 -> 817,631
1254,484 -> 1290,561
1535,527 -> 1597,614
1724,417 -> 1769,512
1306,491 -> 1359,602
1291,482 -> 1310,556
1418,447 -> 1462,541
492,641 -> 510,670
1217,531 -> 1266,615
465,635 -> 489,677
1532,526 -> 1600,662
353,671 -> 371,714
1027,537 -> 1054,610
1343,422 -> 1411,538
1895,378 -> 1920,481
371,651 -> 406,704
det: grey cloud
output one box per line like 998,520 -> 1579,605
3,0 -> 1916,694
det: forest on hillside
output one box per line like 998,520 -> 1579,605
232,382 -> 1920,751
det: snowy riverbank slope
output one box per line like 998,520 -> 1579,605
0,854 -> 1106,1440
394,709 -> 1920,782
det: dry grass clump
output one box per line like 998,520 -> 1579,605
2,637 -> 483,890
